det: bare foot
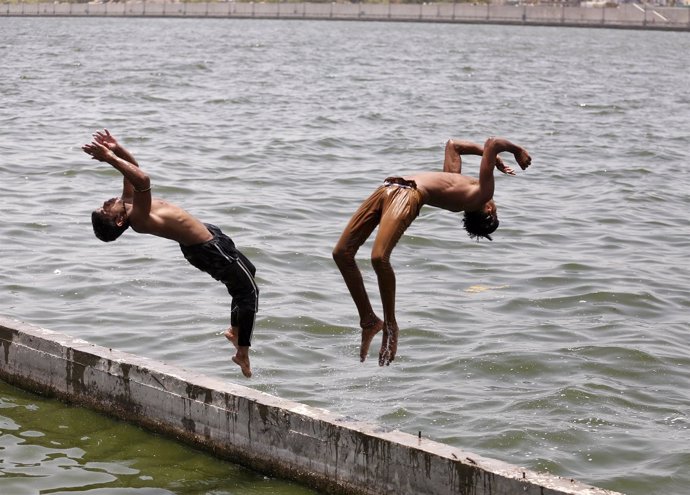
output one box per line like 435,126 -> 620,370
360,318 -> 383,362
224,329 -> 251,377
224,328 -> 239,351
378,322 -> 398,367
232,354 -> 252,378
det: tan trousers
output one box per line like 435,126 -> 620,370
333,179 -> 423,326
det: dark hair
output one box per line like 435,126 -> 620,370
91,210 -> 129,242
463,210 -> 499,241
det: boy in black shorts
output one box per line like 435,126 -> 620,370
83,129 -> 258,377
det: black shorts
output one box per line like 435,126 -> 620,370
180,224 -> 258,347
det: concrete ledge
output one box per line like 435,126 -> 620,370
0,316 -> 621,495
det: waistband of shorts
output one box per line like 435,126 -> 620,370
180,223 -> 220,251
383,176 -> 417,189
203,223 -> 221,237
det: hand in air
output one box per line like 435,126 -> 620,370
515,148 -> 532,170
82,141 -> 113,162
93,129 -> 118,151
495,156 -> 516,176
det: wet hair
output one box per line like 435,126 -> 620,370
463,210 -> 499,241
91,210 -> 129,242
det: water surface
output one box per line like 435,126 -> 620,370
1,17 -> 689,494
0,380 -> 318,494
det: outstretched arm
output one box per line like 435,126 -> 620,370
82,140 -> 152,217
92,129 -> 140,202
444,139 -> 514,175
477,137 -> 531,203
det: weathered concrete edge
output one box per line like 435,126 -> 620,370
0,316 -> 622,495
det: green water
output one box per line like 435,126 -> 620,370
0,380 -> 320,495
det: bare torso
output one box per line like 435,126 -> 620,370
126,198 -> 213,246
405,172 -> 483,212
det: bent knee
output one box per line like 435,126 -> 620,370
332,245 -> 353,265
370,253 -> 391,270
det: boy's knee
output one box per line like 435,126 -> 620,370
370,253 -> 390,271
332,245 -> 351,265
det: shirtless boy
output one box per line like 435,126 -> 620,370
332,137 -> 531,366
83,129 -> 258,377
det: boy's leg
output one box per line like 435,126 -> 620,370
370,187 -> 422,366
224,301 -> 255,378
222,253 -> 258,378
182,229 -> 258,378
333,187 -> 387,354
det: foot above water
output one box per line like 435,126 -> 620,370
359,318 -> 383,362
225,329 -> 252,378
378,322 -> 398,367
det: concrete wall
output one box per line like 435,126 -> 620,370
1,1 -> 689,31
0,316 -> 622,495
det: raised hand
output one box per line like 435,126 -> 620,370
93,129 -> 118,151
515,147 -> 532,170
495,156 -> 516,176
82,141 -> 114,163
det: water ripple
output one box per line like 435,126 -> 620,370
1,16 -> 689,495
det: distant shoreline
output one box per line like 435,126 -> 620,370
3,1 -> 690,32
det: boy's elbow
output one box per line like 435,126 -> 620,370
136,175 -> 151,191
483,137 -> 498,151
484,137 -> 511,155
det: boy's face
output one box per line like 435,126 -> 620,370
482,199 -> 497,217
97,197 -> 125,222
